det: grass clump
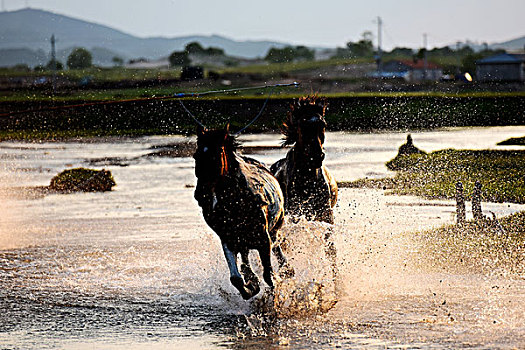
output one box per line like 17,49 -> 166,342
384,149 -> 525,203
340,149 -> 525,204
50,168 -> 116,192
415,211 -> 525,276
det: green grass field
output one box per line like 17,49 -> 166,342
3,87 -> 524,103
0,66 -> 181,81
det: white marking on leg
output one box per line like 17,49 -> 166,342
212,192 -> 218,209
222,243 -> 241,280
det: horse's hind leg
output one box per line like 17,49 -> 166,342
222,243 -> 257,300
272,244 -> 295,278
258,242 -> 275,289
240,251 -> 260,296
269,213 -> 295,278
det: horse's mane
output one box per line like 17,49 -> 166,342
196,125 -> 241,177
282,95 -> 327,146
224,133 -> 240,153
198,126 -> 240,153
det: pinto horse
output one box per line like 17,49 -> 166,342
271,96 -> 338,224
194,124 -> 290,299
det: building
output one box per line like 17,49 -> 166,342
476,53 -> 525,82
380,59 -> 443,82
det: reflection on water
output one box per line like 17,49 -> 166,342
1,126 -> 525,349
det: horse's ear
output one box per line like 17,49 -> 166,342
223,123 -> 230,139
197,124 -> 206,137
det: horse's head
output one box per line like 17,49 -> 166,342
283,96 -> 327,169
194,124 -> 237,181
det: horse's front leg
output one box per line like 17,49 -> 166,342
240,251 -> 260,296
222,243 -> 257,300
258,240 -> 275,289
269,213 -> 295,278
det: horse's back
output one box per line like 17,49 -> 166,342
239,157 -> 284,231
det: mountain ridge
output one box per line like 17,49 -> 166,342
1,8 -> 524,68
0,8 -> 288,66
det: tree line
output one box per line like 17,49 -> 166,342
21,36 -> 507,76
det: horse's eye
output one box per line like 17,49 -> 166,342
203,147 -> 209,153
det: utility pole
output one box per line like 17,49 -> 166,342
423,33 -> 428,81
376,16 -> 383,73
50,34 -> 57,94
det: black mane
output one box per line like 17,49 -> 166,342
282,95 -> 327,146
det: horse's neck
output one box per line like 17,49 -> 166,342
287,147 -> 322,179
197,156 -> 242,195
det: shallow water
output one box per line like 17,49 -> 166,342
1,126 -> 524,349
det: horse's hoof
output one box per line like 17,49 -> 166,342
263,272 -> 275,289
231,276 -> 261,300
246,280 -> 261,296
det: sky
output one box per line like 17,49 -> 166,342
2,0 -> 525,50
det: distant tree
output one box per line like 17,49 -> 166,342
112,56 -> 124,67
184,41 -> 225,56
415,48 -> 427,60
345,31 -> 374,57
295,46 -> 315,61
204,47 -> 225,56
46,59 -> 63,71
429,46 -> 454,56
67,48 -> 92,69
185,42 -> 205,55
264,45 -> 315,63
169,51 -> 190,67
387,47 -> 414,57
265,46 -> 295,63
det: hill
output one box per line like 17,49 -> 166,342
0,8 -> 287,67
491,36 -> 525,51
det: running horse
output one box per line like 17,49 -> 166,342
271,96 -> 338,224
193,124 -> 291,299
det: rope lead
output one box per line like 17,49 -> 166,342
176,82 -> 299,134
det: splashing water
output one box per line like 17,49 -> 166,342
244,217 -> 339,320
1,127 -> 525,349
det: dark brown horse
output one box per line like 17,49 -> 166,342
270,96 -> 338,224
194,124 -> 290,299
